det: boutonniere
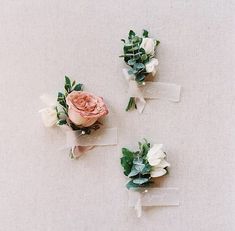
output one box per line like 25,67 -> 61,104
121,139 -> 179,217
120,30 -> 181,113
39,76 -> 117,159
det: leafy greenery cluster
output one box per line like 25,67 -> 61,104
56,76 -> 101,134
120,29 -> 160,111
120,30 -> 159,83
120,139 -> 153,189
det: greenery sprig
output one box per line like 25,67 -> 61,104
121,139 -> 153,189
56,76 -> 101,134
121,139 -> 169,190
120,29 -> 160,111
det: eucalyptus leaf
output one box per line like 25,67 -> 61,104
133,158 -> 143,165
127,69 -> 134,75
134,63 -> 145,70
133,178 -> 149,185
128,168 -> 139,177
134,163 -> 145,172
135,75 -> 145,82
128,59 -> 136,66
126,180 -> 139,189
141,54 -> 148,62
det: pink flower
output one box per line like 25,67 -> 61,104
66,91 -> 109,127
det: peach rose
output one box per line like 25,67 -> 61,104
66,91 -> 109,127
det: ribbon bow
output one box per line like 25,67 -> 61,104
123,69 -> 181,113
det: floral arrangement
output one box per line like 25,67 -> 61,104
39,76 -> 109,158
120,30 -> 160,111
121,140 -> 170,189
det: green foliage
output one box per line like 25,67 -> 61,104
121,148 -> 134,176
142,29 -> 149,38
120,29 -> 160,85
120,29 -> 160,111
125,97 -> 137,111
120,139 -> 153,189
56,76 -> 83,126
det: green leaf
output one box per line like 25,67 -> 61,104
135,75 -> 145,82
73,83 -> 83,91
127,69 -> 134,75
156,40 -> 160,46
64,76 -> 72,93
141,54 -> 148,62
134,63 -> 145,70
122,147 -> 134,158
133,178 -> 149,185
134,163 -> 145,172
143,29 -> 149,38
65,76 -> 71,87
121,148 -> 134,176
139,48 -> 146,54
128,30 -> 135,39
128,168 -> 139,177
125,97 -> 136,111
57,119 -> 67,126
132,36 -> 139,43
127,59 -> 136,66
141,164 -> 152,175
126,180 -> 139,189
140,141 -> 150,156
128,46 -> 139,52
57,92 -> 65,100
133,158 -> 143,165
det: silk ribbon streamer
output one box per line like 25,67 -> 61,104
128,187 -> 179,218
123,68 -> 181,113
65,127 -> 118,158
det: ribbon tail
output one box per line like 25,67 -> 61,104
135,97 -> 146,114
71,146 -> 94,159
135,194 -> 142,218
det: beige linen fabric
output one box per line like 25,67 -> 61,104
0,0 -> 235,230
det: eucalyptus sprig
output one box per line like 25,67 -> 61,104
121,139 -> 169,190
121,139 -> 153,189
120,29 -> 160,111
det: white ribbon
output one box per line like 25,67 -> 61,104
128,187 -> 179,218
123,68 -> 181,113
65,127 -> 118,158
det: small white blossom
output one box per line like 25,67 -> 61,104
145,58 -> 159,76
140,38 -> 155,55
147,144 -> 170,178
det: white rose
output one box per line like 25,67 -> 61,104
140,38 -> 155,55
145,58 -> 159,75
147,144 -> 170,178
39,107 -> 58,127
